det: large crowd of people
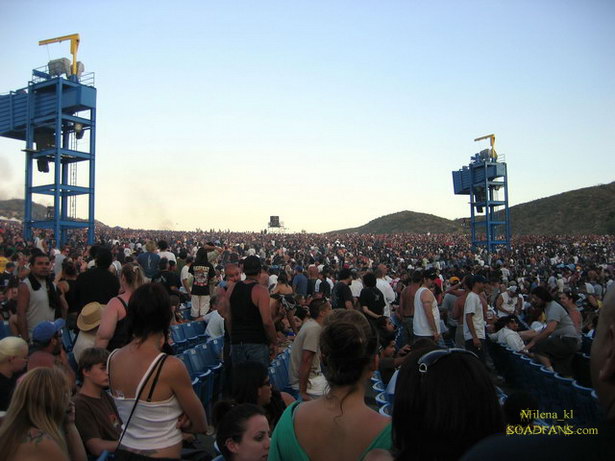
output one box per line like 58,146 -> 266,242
0,219 -> 614,460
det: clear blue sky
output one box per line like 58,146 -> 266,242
1,0 -> 613,232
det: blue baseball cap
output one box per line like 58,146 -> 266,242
32,319 -> 65,343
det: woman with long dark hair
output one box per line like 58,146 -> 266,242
214,403 -> 270,461
107,283 -> 207,460
214,361 -> 293,431
371,345 -> 504,461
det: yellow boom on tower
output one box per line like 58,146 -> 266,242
39,33 -> 80,76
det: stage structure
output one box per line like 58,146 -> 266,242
452,134 -> 511,252
267,215 -> 286,233
0,34 -> 96,246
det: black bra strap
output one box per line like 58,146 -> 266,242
117,296 -> 129,310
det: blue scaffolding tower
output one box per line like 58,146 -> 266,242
0,64 -> 96,246
452,135 -> 511,252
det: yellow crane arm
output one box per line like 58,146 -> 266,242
39,33 -> 80,76
474,133 -> 497,160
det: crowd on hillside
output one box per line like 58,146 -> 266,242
0,219 -> 614,460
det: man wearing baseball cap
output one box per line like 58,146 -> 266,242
495,282 -> 522,318
27,318 -> 75,385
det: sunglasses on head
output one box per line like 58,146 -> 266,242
417,348 -> 479,374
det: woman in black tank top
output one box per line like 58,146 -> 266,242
95,263 -> 144,351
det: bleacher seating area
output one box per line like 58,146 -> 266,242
487,339 -> 603,426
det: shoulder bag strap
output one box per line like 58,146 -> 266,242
146,354 -> 169,402
116,353 -> 166,450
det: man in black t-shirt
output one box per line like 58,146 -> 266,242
331,269 -> 354,310
318,269 -> 332,297
359,272 -> 385,320
189,253 -> 216,319
159,258 -> 181,298
74,248 -> 120,312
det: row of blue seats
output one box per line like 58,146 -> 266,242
268,347 -> 299,399
170,320 -> 208,352
489,341 -> 602,426
372,371 -> 392,416
176,336 -> 224,417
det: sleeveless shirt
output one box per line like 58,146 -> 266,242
230,281 -> 267,344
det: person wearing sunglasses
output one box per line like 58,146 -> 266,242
367,346 -> 503,460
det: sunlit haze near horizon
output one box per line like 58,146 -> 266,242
1,0 -> 613,233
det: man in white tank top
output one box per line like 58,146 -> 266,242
495,283 -> 522,318
17,254 -> 65,341
413,268 -> 441,342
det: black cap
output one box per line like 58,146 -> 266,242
243,256 -> 261,276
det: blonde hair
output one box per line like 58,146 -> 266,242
0,367 -> 70,458
145,240 -> 157,253
121,262 -> 145,291
0,337 -> 28,364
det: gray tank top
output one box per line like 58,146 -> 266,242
23,277 -> 55,338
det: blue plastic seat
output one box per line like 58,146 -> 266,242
96,450 -> 112,461
0,321 -> 10,340
209,336 -> 224,357
170,325 -> 188,353
581,336 -> 593,354
181,322 -> 202,346
553,373 -> 575,414
571,380 -> 598,426
195,343 -> 219,368
197,368 -> 213,408
193,320 -> 206,337
178,350 -> 196,377
375,392 -> 389,407
186,347 -> 211,376
379,403 -> 392,416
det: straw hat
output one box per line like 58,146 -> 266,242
77,302 -> 104,332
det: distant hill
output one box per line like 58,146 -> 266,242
500,182 -> 615,235
0,199 -> 47,220
3,182 -> 614,236
330,182 -> 615,235
0,199 -> 107,226
331,210 -> 463,234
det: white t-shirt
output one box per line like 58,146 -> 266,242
413,287 -> 441,336
204,311 -> 225,338
463,291 -> 485,340
349,280 -> 363,298
377,278 -> 396,318
159,251 -> 177,263
489,327 -> 525,352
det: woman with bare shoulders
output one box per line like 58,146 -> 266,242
269,309 -> 391,460
107,283 -> 207,460
96,263 -> 144,351
0,367 -> 87,461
